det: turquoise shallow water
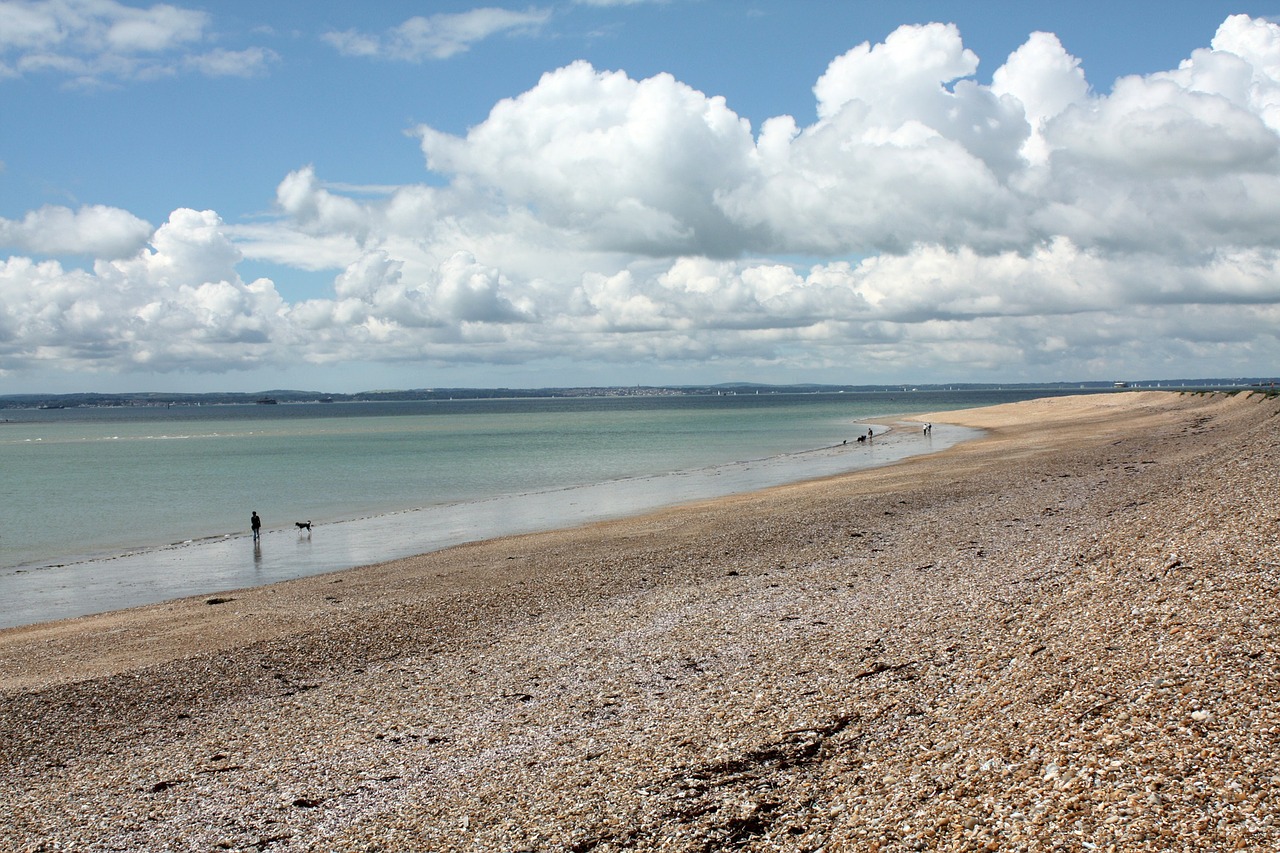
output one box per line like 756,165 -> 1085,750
0,389 -> 1099,627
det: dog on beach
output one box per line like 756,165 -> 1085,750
295,521 -> 312,531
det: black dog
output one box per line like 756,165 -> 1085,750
295,521 -> 312,531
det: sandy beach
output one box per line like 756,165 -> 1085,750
3,390 -> 1278,851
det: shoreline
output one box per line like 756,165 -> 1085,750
0,416 -> 974,630
4,390 -> 1279,851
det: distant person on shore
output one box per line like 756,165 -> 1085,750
251,511 -> 261,542
867,427 -> 873,441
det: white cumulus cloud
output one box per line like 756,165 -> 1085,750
7,15 -> 1280,386
417,60 -> 759,257
0,209 -> 288,374
0,204 -> 153,258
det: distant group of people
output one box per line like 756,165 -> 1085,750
842,424 -> 932,446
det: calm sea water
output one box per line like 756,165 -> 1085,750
0,389 -> 1099,627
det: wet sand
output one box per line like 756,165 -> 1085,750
3,390 -> 1278,851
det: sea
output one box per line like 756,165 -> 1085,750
0,388 -> 1103,628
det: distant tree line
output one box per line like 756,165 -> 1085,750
1,379 -> 1273,410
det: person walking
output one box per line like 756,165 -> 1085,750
251,511 -> 261,542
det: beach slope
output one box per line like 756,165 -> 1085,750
3,390 -> 1279,851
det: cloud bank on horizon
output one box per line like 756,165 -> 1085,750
2,3 -> 1280,390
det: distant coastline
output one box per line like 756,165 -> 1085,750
2,377 -> 1276,410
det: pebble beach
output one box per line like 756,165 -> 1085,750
3,389 -> 1278,852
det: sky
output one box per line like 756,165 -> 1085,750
3,1 -> 1280,393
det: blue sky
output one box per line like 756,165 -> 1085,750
3,1 -> 1280,393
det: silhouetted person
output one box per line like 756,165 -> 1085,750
251,511 -> 261,542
